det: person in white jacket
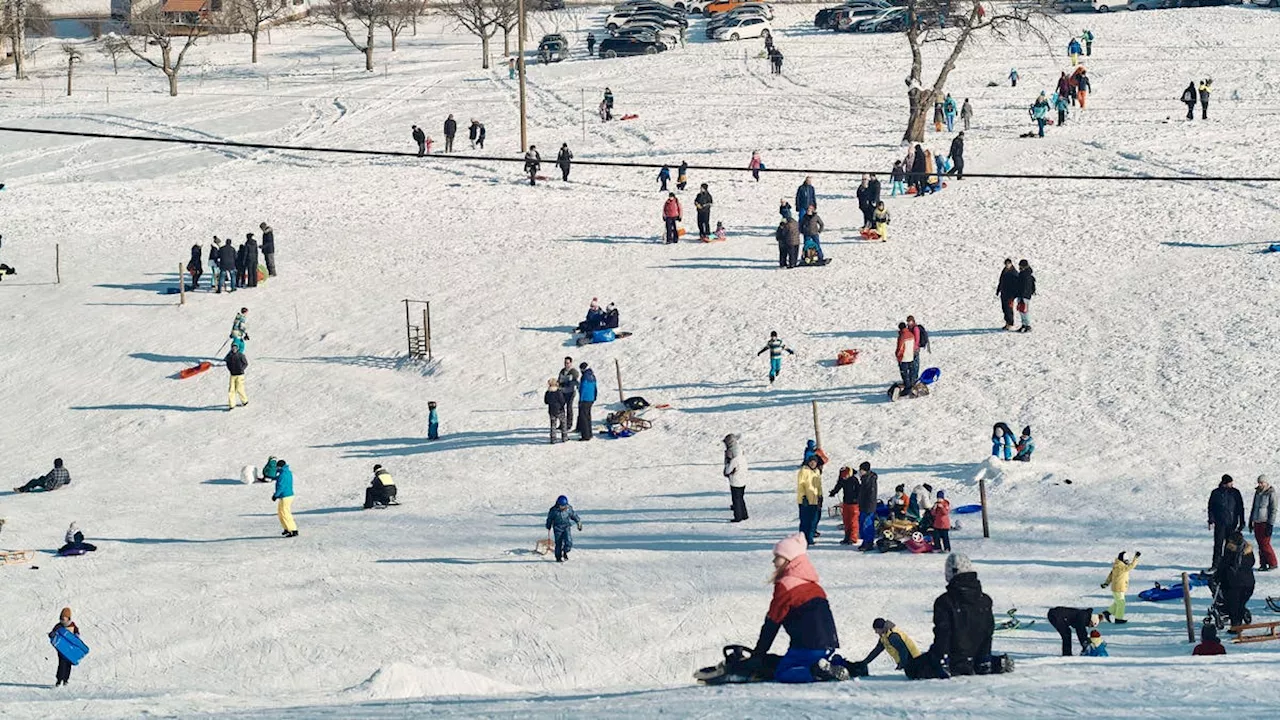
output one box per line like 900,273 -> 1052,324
725,434 -> 748,523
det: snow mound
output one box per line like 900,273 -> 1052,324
343,663 -> 523,700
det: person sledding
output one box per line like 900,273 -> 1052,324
57,523 -> 98,555
362,464 -> 398,509
1192,624 -> 1226,656
574,301 -> 621,343
1100,550 -> 1140,624
853,618 -> 946,679
576,298 -> 606,334
15,458 -> 71,493
545,495 -> 582,562
927,553 -> 1011,676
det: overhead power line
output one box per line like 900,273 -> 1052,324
1,125 -> 1278,183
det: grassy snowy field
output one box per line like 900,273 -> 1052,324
2,4 -> 1280,718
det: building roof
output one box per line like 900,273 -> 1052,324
161,0 -> 206,12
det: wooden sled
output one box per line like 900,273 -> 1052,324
1231,621 -> 1280,644
535,532 -> 553,556
2,550 -> 36,565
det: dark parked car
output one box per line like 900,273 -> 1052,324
538,34 -> 568,62
532,0 -> 566,9
598,35 -> 668,58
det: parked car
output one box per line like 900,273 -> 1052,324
599,35 -> 668,57
704,0 -> 745,14
836,4 -> 892,29
626,11 -> 689,29
853,7 -> 908,31
607,7 -> 685,29
707,6 -> 769,29
531,0 -> 566,9
616,24 -> 680,46
712,16 -> 771,39
816,0 -> 889,27
537,34 -> 569,62
734,1 -> 774,18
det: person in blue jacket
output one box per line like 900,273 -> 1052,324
1014,426 -> 1034,461
1053,92 -> 1069,126
795,177 -> 817,226
428,401 -> 440,440
1009,68 -> 1019,87
272,459 -> 297,537
577,362 -> 597,441
992,423 -> 1015,461
546,495 -> 582,562
657,165 -> 671,191
1067,37 -> 1082,65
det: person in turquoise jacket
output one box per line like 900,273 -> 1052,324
992,423 -> 1015,461
272,459 -> 297,537
1009,68 -> 1019,87
1053,93 -> 1069,126
942,94 -> 957,132
1014,426 -> 1035,462
428,401 -> 440,440
1030,93 -> 1050,137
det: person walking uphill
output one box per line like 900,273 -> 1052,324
225,345 -> 248,411
544,379 -> 568,444
524,145 -> 541,186
272,459 -> 297,537
828,466 -> 861,545
1198,79 -> 1212,120
796,456 -> 823,546
694,184 -> 714,241
895,322 -> 918,393
1182,82 -> 1198,121
775,215 -> 800,269
186,244 -> 203,290
796,177 -> 816,226
577,362 -> 596,441
948,132 -> 965,180
556,143 -> 573,181
997,259 -> 1020,330
856,462 -> 878,551
1250,475 -> 1277,571
444,114 -> 457,152
725,433 -> 749,522
662,192 -> 682,244
960,98 -> 973,131
750,533 -> 850,683
545,495 -> 582,562
49,607 -> 81,686
1100,551 -> 1140,623
1209,474 -> 1245,571
758,331 -> 795,384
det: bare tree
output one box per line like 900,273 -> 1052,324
62,43 -> 81,96
900,0 -> 1049,143
441,0 -> 501,69
85,18 -> 104,40
119,6 -> 207,96
313,0 -> 388,72
2,0 -> 52,79
494,0 -> 517,56
408,0 -> 427,35
226,0 -> 286,64
380,0 -> 416,52
100,32 -> 128,74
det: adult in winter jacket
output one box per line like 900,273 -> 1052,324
259,223 -> 276,277
895,322 -> 917,391
960,98 -> 973,130
244,235 -> 259,287
858,618 -> 941,679
775,218 -> 800,268
272,459 -> 297,537
1016,259 -> 1036,332
931,490 -> 952,552
225,347 -> 248,410
857,462 -> 879,551
932,102 -> 944,132
997,258 -> 1020,330
828,467 -> 861,544
1075,69 -> 1091,109
1100,551 -> 1140,623
1198,79 -> 1211,120
677,161 -> 688,191
929,553 -> 995,675
49,607 -> 80,686
694,184 -> 714,240
524,145 -> 541,186
16,458 -> 72,493
545,495 -> 582,562
948,132 -> 965,179
856,175 -> 875,229
58,522 -> 97,555
412,124 -> 426,156
1030,93 -> 1050,137
556,143 -> 573,181
1081,29 -> 1094,56
1067,38 -> 1081,65
657,165 -> 671,191
752,533 -> 847,683
866,173 -> 881,208
443,114 -> 457,151
235,242 -> 248,288
909,145 -> 927,193
363,464 -> 397,509
1009,68 -> 1019,87
468,119 -> 480,148
557,356 -> 580,429
476,123 -> 486,149
219,239 -> 238,292
544,379 -> 568,444
725,433 -> 749,522
991,423 -> 1014,460
758,331 -> 795,383
1250,475 -> 1277,571
209,238 -> 222,289
942,94 -> 957,131
187,244 -> 203,289
796,457 -> 823,546
1216,532 -> 1255,627
577,362 -> 597,441
662,193 -> 682,244
1209,474 -> 1246,570
1181,82 -> 1198,121
795,177 -> 816,225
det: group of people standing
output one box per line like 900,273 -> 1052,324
187,223 -> 276,294
544,356 -> 598,443
995,258 -> 1035,332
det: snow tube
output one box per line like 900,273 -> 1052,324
953,504 -> 983,514
591,329 -> 616,344
1266,243 -> 1280,253
920,367 -> 941,385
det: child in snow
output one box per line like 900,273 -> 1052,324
749,151 -> 762,182
932,491 -> 952,552
187,244 -> 203,290
57,523 -> 97,555
657,165 -> 671,191
907,483 -> 934,521
49,607 -> 80,687
890,161 -> 906,196
1193,625 -> 1226,656
230,307 -> 249,349
545,495 -> 582,562
1100,551 -> 1140,623
428,401 -> 440,440
856,618 -> 938,679
801,440 -> 828,467
828,466 -> 861,545
1053,92 -> 1069,126
992,423 -> 1015,461
757,331 -> 795,384
779,199 -> 793,221
890,484 -> 909,519
752,533 -> 850,682
873,202 -> 889,241
714,222 -> 727,242
1082,629 -> 1108,657
1014,426 -> 1034,461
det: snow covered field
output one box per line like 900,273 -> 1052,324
2,4 -> 1280,718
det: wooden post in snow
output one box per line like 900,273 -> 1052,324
55,243 -> 61,284
178,262 -> 185,305
1182,572 -> 1195,642
615,358 -> 624,404
979,474 -> 991,539
811,400 -> 822,449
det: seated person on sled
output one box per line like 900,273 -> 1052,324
15,458 -> 71,493
363,464 -> 398,508
57,522 -> 98,555
575,299 -> 619,333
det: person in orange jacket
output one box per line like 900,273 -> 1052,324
932,490 -> 952,552
895,322 -> 918,392
662,192 -> 682,245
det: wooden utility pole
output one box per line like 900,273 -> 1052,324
516,0 -> 528,152
1181,572 -> 1195,642
811,400 -> 822,449
978,473 -> 991,538
423,304 -> 431,361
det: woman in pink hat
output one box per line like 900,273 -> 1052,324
750,533 -> 850,682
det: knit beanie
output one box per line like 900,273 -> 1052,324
1221,474 -> 1233,486
773,532 -> 808,562
944,552 -> 974,583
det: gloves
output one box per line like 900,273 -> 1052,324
1134,551 -> 1141,558
1100,583 -> 1107,588
828,489 -> 838,498
271,495 -> 278,502
577,523 -> 583,531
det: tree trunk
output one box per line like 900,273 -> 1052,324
251,28 -> 259,63
365,26 -> 374,71
502,27 -> 510,56
390,30 -> 398,52
905,101 -> 931,143
163,45 -> 177,96
481,34 -> 490,69
66,59 -> 73,96
111,54 -> 118,74
411,13 -> 417,36
167,70 -> 179,96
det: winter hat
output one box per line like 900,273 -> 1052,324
1259,475 -> 1270,487
859,461 -> 871,472
923,483 -> 933,492
773,532 -> 808,561
556,495 -> 568,506
1021,426 -> 1032,436
1202,624 -> 1219,643
1221,474 -> 1234,487
579,362 -> 588,370
944,552 -> 974,583
936,490 -> 946,499
60,607 -> 72,620
872,618 -> 893,633
1090,629 -> 1102,639
806,440 -> 816,451
373,464 -> 383,472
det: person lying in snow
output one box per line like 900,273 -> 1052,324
57,523 -> 97,555
15,458 -> 71,493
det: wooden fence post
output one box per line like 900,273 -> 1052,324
55,244 -> 61,284
425,303 -> 432,361
1182,572 -> 1195,642
811,400 -> 822,449
615,358 -> 624,403
178,262 -> 185,305
979,473 -> 991,539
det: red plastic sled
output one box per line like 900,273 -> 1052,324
906,183 -> 948,195
837,349 -> 859,366
179,362 -> 212,379
619,114 -> 639,121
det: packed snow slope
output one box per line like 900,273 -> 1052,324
2,5 -> 1280,718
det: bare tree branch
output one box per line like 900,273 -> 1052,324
119,6 -> 207,96
440,0 -> 501,69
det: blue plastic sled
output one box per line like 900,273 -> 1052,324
1139,574 -> 1209,602
920,367 -> 941,385
953,504 -> 982,515
591,329 -> 616,344
51,627 -> 89,665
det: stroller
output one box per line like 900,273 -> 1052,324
1204,575 -> 1252,630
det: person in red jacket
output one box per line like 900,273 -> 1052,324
49,607 -> 80,687
1192,624 -> 1226,656
662,193 -> 682,244
750,533 -> 850,683
932,490 -> 952,552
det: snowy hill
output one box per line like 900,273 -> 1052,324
1,5 -> 1279,718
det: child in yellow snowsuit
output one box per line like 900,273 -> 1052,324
1100,550 -> 1140,623
873,202 -> 889,241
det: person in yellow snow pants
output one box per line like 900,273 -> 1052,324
1101,550 -> 1140,623
228,375 -> 247,409
277,497 -> 296,534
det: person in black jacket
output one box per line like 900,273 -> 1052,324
828,466 -> 862,545
856,462 -> 878,551
1016,259 -> 1036,333
244,234 -> 259,288
867,173 -> 881,212
1216,531 -> 1255,627
411,124 -> 426,156
997,258 -> 1020,330
524,145 -> 541,186
226,347 -> 248,410
187,244 -> 203,290
556,143 -> 573,181
856,175 -> 874,229
218,238 -> 237,293
468,119 -> 480,149
948,132 -> 965,179
1047,607 -> 1098,656
209,237 -> 222,290
235,242 -> 248,288
444,114 -> 457,152
544,379 -> 567,444
1209,474 -> 1246,570
694,184 -> 714,241
928,553 -> 995,675
557,356 -> 579,429
259,222 -> 276,277
1181,82 -> 1197,121
909,145 -> 927,194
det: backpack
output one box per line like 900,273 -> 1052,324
917,325 -> 930,351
